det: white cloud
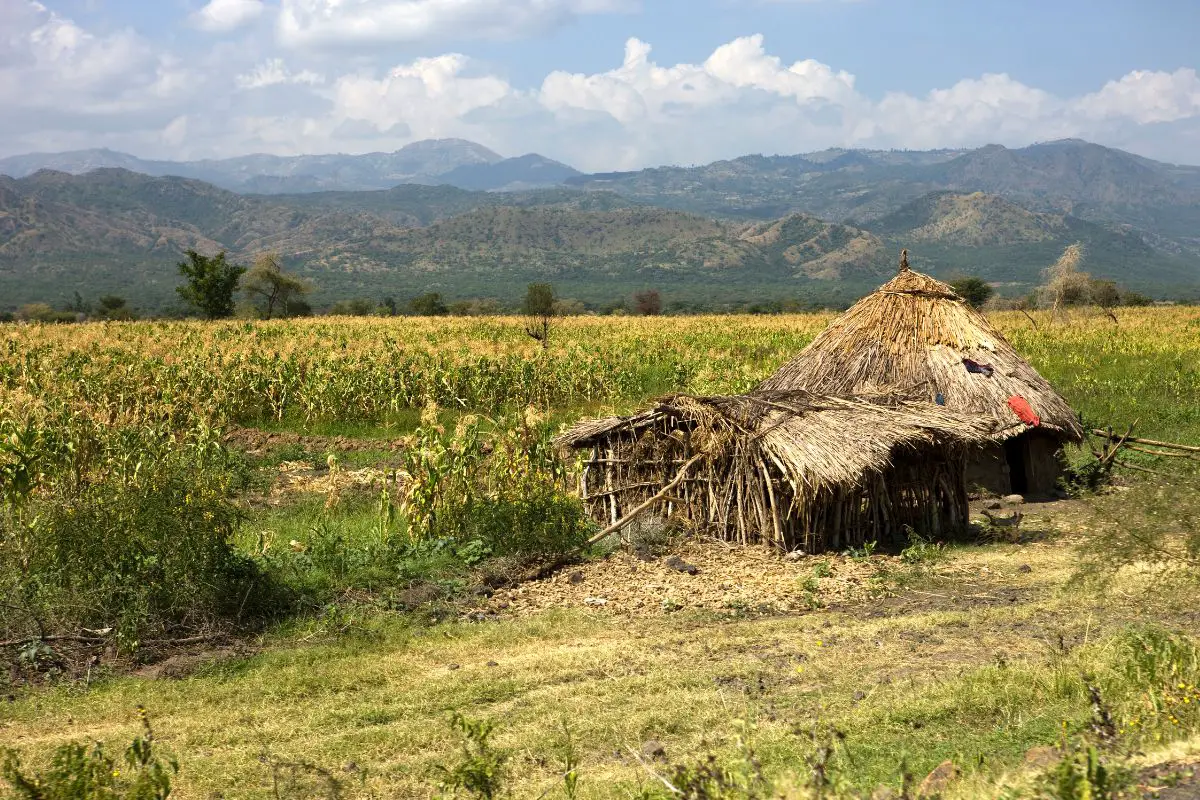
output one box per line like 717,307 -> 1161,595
276,0 -> 634,47
192,0 -> 265,32
1076,68 -> 1200,125
3,9 -> 1200,170
236,58 -> 323,89
0,1 -> 193,117
331,54 -> 513,139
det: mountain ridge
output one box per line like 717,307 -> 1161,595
0,169 -> 894,310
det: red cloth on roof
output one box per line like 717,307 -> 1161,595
1007,395 -> 1040,427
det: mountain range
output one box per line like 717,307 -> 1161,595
1,138 -> 1198,311
0,139 -> 581,194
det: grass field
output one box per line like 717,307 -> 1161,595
3,306 -> 1200,798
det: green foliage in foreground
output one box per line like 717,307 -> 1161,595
0,413 -> 262,647
1,711 -> 176,800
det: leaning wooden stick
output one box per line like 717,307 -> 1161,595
497,454 -> 708,592
1090,430 -> 1200,453
583,454 -> 705,547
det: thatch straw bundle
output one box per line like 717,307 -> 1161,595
756,256 -> 1083,443
557,390 -> 997,551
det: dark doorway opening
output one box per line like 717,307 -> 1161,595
1003,437 -> 1028,495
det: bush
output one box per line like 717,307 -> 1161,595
400,406 -> 592,559
465,483 -> 592,557
1,413 -> 262,646
1,710 -> 176,799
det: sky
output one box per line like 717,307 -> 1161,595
2,0 -> 1199,171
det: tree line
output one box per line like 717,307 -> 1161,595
0,243 -> 1167,323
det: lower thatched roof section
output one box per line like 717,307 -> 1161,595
557,389 -> 996,497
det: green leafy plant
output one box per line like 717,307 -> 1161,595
1044,742 -> 1117,800
433,714 -> 507,800
900,528 -> 946,565
1,709 -> 176,800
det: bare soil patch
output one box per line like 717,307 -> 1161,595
222,426 -> 406,456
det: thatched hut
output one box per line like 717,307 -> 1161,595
557,390 -> 996,553
756,252 -> 1084,496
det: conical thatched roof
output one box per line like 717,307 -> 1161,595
756,253 -> 1084,442
557,389 -> 997,497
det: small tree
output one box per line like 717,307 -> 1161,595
1038,243 -> 1091,316
949,276 -> 995,309
242,252 -> 311,319
632,289 -> 663,316
408,293 -> 449,316
176,250 -> 245,320
328,298 -> 375,316
96,295 -> 135,321
523,282 -> 555,349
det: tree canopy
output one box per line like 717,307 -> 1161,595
242,253 -> 312,319
948,276 -> 995,309
176,250 -> 245,320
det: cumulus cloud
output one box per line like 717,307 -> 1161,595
0,1 -> 193,120
2,6 -> 1200,169
276,0 -> 634,47
192,0 -> 266,32
236,58 -> 323,89
1075,68 -> 1200,124
331,54 -> 513,138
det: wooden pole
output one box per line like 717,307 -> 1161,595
1090,430 -> 1200,453
582,454 -> 705,548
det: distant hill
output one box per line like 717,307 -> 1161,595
0,140 -> 578,193
434,154 -> 582,191
0,169 -> 892,311
565,139 -> 1200,263
862,190 -> 1198,287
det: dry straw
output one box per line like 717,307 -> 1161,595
757,252 -> 1084,443
557,390 -> 996,552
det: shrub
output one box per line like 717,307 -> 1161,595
1,412 -> 261,646
399,406 -> 592,559
432,714 -> 507,800
1,710 -> 177,800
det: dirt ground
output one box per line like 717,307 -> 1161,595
222,426 -> 407,456
476,495 -> 1081,619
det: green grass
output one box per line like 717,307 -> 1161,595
4,519 -> 1200,798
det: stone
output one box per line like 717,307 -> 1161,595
917,760 -> 958,798
1003,494 -> 1025,505
663,555 -> 699,575
584,596 -> 608,606
641,740 -> 667,761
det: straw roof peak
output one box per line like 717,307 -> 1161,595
757,256 -> 1083,442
